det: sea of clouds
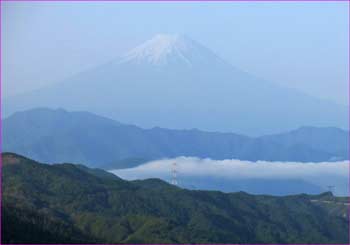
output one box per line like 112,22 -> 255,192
110,157 -> 349,196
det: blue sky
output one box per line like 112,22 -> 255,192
2,2 -> 349,105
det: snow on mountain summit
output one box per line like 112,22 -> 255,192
121,34 -> 225,67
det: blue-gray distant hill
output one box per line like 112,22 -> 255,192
3,108 -> 348,169
3,34 -> 348,136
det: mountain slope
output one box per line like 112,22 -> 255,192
2,153 -> 349,244
2,204 -> 98,244
259,126 -> 349,161
3,108 -> 348,168
3,34 -> 348,136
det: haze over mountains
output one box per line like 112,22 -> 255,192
3,5 -> 349,244
4,34 -> 348,136
3,34 -> 348,196
3,108 -> 348,170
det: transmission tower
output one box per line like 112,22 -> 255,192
326,185 -> 336,202
171,162 -> 178,185
327,185 -> 335,194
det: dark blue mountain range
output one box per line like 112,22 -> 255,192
3,108 -> 348,169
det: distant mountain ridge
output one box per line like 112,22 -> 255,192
3,34 -> 348,136
2,153 -> 349,244
3,108 -> 348,169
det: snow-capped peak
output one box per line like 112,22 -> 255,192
121,34 -> 218,67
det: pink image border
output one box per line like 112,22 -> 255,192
0,0 -> 348,244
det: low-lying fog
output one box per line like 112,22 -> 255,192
110,157 -> 349,196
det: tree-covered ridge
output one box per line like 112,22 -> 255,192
2,152 -> 349,244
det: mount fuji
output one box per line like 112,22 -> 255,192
4,34 -> 348,135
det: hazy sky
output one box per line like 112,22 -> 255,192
2,2 -> 349,105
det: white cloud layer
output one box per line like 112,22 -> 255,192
110,157 -> 349,195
